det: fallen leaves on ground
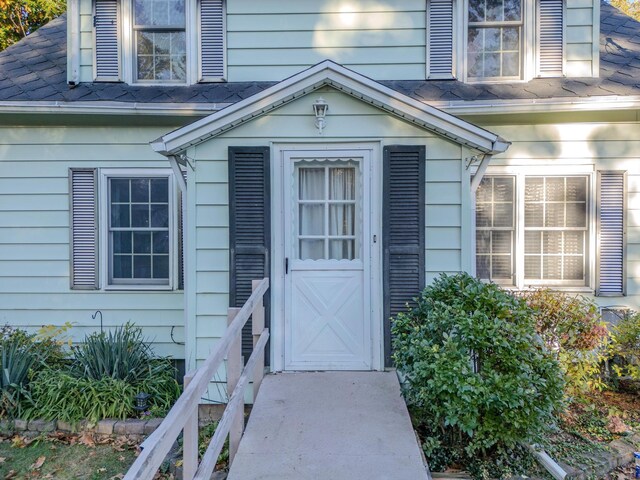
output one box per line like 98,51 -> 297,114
78,432 -> 96,447
10,436 -> 36,449
29,455 -> 46,470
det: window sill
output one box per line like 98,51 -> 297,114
499,285 -> 595,295
103,285 -> 176,292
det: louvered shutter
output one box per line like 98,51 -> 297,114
537,0 -> 564,77
596,171 -> 626,296
94,0 -> 120,81
178,170 -> 187,290
70,169 -> 98,289
427,0 -> 454,79
200,0 -> 225,80
229,147 -> 270,361
383,146 -> 426,366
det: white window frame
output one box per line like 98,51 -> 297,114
120,0 -> 198,85
477,165 -> 596,292
461,0 -> 536,83
99,168 -> 178,290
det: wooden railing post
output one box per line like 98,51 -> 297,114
182,371 -> 198,480
251,279 -> 265,400
227,307 -> 243,465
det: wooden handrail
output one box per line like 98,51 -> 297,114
124,278 -> 270,480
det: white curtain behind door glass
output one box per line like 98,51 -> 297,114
299,168 -> 325,260
297,163 -> 358,261
329,168 -> 355,260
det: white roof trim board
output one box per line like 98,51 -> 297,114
150,61 -> 510,156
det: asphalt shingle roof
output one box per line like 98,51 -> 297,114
0,3 -> 639,104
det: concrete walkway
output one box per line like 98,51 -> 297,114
227,371 -> 430,480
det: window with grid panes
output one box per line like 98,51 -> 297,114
476,174 -> 589,287
109,176 -> 171,285
467,0 -> 523,80
134,0 -> 186,82
476,176 -> 515,283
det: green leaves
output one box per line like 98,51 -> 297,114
0,335 -> 36,417
392,273 -> 565,472
0,0 -> 65,50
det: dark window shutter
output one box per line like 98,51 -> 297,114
178,169 -> 187,290
537,0 -> 564,77
596,171 -> 626,296
229,147 -> 270,360
200,0 -> 225,80
94,0 -> 120,81
70,169 -> 98,289
383,146 -> 426,366
427,0 -> 454,79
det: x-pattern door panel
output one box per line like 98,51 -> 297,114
284,152 -> 372,370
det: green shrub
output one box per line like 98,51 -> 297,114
519,289 -> 609,394
392,273 -> 564,464
609,310 -> 640,380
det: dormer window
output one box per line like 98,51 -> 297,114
467,0 -> 522,80
134,0 -> 186,82
93,0 -> 225,84
426,0 -> 564,82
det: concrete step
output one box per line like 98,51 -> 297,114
227,370 -> 430,480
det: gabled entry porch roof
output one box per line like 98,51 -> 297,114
150,60 -> 510,156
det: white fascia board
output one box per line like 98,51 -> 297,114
0,101 -> 230,116
153,60 -> 507,155
430,95 -> 640,115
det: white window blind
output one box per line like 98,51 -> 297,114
476,176 -> 515,283
427,0 -> 455,79
94,0 -> 120,81
70,169 -> 99,289
200,0 -> 225,80
597,171 -> 625,296
537,0 -> 564,77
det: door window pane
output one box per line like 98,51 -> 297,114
294,160 -> 360,260
329,204 -> 355,236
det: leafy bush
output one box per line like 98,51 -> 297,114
392,274 -> 564,465
23,324 -> 180,422
0,324 -> 70,418
609,310 -> 640,380
519,289 -> 609,394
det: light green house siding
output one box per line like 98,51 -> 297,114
0,124 -> 186,358
565,0 -> 600,77
226,0 -> 427,81
185,86 -> 467,374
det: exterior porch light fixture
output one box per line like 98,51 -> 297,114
312,97 -> 328,134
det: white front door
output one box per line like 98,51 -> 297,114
283,150 -> 373,370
